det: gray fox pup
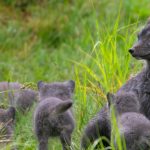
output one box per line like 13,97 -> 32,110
34,80 -> 75,150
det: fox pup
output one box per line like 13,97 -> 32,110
34,80 -> 75,150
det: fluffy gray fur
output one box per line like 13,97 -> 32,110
34,80 -> 75,150
107,92 -> 150,150
81,20 -> 150,149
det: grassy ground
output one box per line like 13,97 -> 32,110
0,0 -> 150,149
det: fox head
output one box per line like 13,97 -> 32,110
37,80 -> 75,101
129,19 -> 150,60
107,92 -> 140,116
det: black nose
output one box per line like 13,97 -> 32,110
129,48 -> 134,54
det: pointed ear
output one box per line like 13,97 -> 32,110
37,81 -> 44,90
66,80 -> 75,93
7,107 -> 16,121
52,101 -> 72,115
107,92 -> 115,107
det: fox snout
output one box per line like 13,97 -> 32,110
128,47 -> 138,57
128,43 -> 140,55
129,48 -> 135,55
128,41 -> 143,58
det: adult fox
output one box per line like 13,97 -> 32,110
81,19 -> 150,149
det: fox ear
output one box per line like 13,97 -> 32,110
37,81 -> 44,90
107,92 -> 115,107
66,80 -> 75,93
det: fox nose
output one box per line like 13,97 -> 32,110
129,48 -> 134,54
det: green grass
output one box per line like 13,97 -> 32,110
0,0 -> 150,149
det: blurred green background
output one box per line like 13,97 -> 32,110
0,0 -> 150,149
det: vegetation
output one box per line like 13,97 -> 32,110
0,0 -> 150,149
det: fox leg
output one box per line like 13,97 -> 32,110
60,130 -> 72,150
38,136 -> 48,150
